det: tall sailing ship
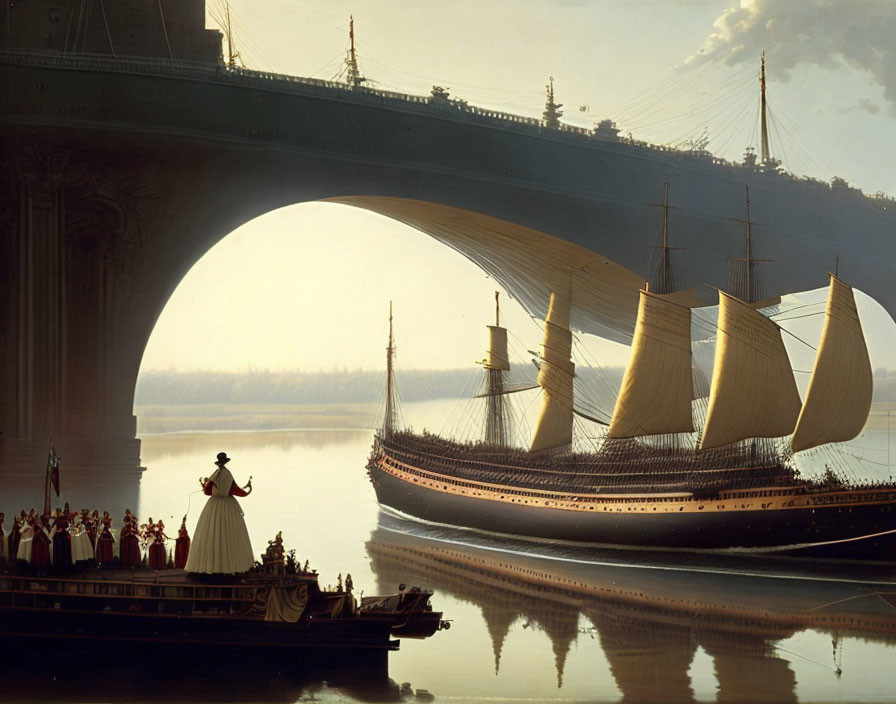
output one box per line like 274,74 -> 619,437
367,188 -> 896,561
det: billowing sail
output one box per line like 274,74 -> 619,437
791,275 -> 872,453
608,290 -> 695,438
530,292 -> 574,451
701,291 -> 801,449
484,323 -> 511,446
486,325 -> 511,371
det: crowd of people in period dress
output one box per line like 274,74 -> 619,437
0,451 -> 255,577
0,505 -> 192,574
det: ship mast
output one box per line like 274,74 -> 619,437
542,77 -> 563,129
225,3 -> 240,69
484,292 -> 511,447
345,16 -> 366,88
647,176 -> 682,295
745,185 -> 755,303
383,301 -> 396,438
760,51 -> 770,165
530,290 -> 574,452
721,186 -> 775,462
728,185 -> 771,304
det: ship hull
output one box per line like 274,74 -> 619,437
369,460 -> 896,561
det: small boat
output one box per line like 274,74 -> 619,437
360,585 -> 449,639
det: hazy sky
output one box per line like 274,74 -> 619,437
140,0 -> 896,373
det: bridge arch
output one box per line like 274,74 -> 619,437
4,49 -> 895,478
139,198 -> 655,374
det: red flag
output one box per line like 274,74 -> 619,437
49,448 -> 60,496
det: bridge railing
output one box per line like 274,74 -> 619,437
2,49 -> 887,201
0,48 -> 648,147
0,48 -> 222,80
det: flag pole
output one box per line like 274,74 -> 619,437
43,441 -> 52,517
44,442 -> 60,517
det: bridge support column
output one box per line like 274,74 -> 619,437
1,144 -> 146,479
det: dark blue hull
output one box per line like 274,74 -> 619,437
369,461 -> 896,562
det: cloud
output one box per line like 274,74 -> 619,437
859,97 -> 881,115
689,0 -> 896,116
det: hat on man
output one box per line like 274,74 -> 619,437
215,452 -> 231,466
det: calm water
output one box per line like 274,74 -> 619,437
6,419 -> 896,703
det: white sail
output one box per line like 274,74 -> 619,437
701,291 -> 801,449
486,325 -> 511,371
484,320 -> 511,446
791,275 -> 872,453
608,290 -> 695,438
530,292 -> 574,451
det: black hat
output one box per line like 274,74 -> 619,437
215,452 -> 231,466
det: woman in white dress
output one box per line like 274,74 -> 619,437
184,452 -> 254,575
16,518 -> 34,565
0,513 -> 7,563
68,515 -> 93,565
68,517 -> 83,564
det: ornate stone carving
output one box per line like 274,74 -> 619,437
6,143 -> 159,279
1,140 -> 160,471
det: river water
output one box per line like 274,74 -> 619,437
5,418 -> 895,703
133,423 -> 895,704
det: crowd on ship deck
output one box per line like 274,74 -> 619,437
381,432 -> 775,491
378,432 -> 896,497
0,505 -> 192,575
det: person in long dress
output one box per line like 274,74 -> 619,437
119,510 -> 141,569
184,452 -> 254,575
16,517 -> 34,566
148,520 -> 168,570
86,510 -> 98,546
68,516 -> 84,566
174,517 -> 191,569
9,512 -> 23,561
0,513 -> 7,564
95,512 -> 115,567
69,514 -> 94,568
31,517 -> 52,574
51,511 -> 72,573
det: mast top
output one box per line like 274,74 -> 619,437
225,3 -> 241,70
646,175 -> 684,295
759,51 -> 774,168
346,16 -> 366,88
727,185 -> 773,304
543,77 -> 564,129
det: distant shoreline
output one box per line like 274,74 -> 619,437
136,401 -> 896,435
135,402 -> 381,435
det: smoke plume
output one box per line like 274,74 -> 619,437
690,0 -> 896,116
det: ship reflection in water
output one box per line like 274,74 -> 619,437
367,511 -> 896,704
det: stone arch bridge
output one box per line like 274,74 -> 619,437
2,49 -> 893,477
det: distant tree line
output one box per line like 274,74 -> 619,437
135,365 -> 896,406
134,368 -> 478,405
